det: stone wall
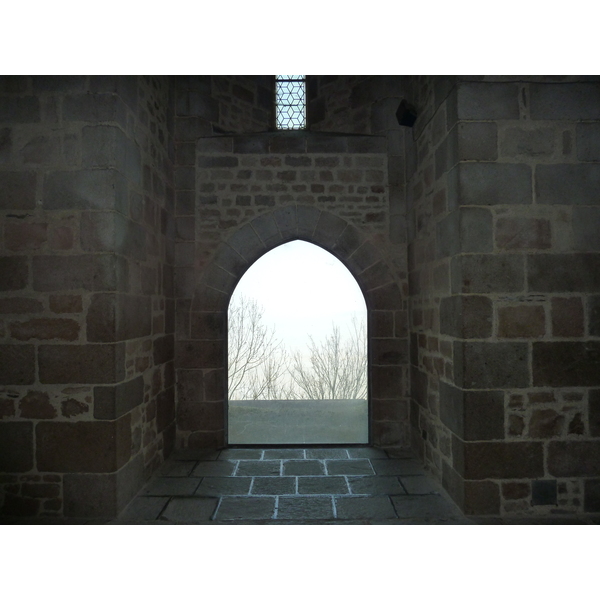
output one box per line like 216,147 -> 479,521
0,76 -> 175,518
407,76 -> 600,516
174,131 -> 411,450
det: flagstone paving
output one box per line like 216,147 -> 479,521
115,447 -> 474,524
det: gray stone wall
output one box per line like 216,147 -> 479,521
407,76 -> 600,516
0,76 -> 174,519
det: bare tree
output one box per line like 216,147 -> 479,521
228,294 -> 290,401
289,317 -> 367,400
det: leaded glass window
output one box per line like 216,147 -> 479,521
275,75 -> 306,130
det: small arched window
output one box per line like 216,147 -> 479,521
275,75 -> 306,130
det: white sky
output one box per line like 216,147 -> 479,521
230,240 -> 366,354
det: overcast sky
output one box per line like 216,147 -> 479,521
230,240 -> 366,354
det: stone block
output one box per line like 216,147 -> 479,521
86,293 -> 151,342
62,92 -> 127,126
5,221 -> 47,251
530,83 -> 600,120
529,254 -> 600,293
306,135 -> 348,153
0,96 -> 40,122
456,82 -> 520,120
547,441 -> 600,477
573,207 -> 600,251
532,342 -> 600,386
592,390 -> 600,437
0,170 -> 36,209
528,409 -> 564,438
436,208 -> 493,257
454,163 -> 532,205
177,400 -> 224,432
0,256 -> 28,291
154,334 -> 175,365
551,297 -> 584,337
33,254 -> 128,292
440,295 -> 493,339
584,479 -> 600,512
500,127 -> 555,158
0,297 -> 43,314
38,342 -> 125,384
157,387 -> 175,433
371,365 -> 404,399
49,295 -> 83,314
1,494 -> 39,517
269,135 -> 306,153
371,339 -> 408,365
190,312 -> 225,340
590,296 -> 600,336
36,416 -> 131,473
43,169 -> 127,212
0,422 -> 33,472
576,122 -> 600,161
451,254 -> 524,294
0,344 -> 35,384
495,217 -> 551,250
32,76 -> 86,92
454,341 -> 529,389
454,438 -> 544,479
10,318 -> 79,341
498,305 -> 545,338
457,122 -> 498,161
94,376 -> 144,420
175,340 -> 223,369
536,164 -> 600,205
232,136 -> 268,153
439,382 -> 505,440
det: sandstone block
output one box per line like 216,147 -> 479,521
500,126 -> 555,158
38,343 -> 125,384
464,480 -> 501,515
498,305 -> 545,338
0,344 -> 35,384
528,409 -> 565,438
10,318 -> 79,341
452,254 -> 524,294
18,390 -> 55,419
86,293 -> 151,342
440,295 -> 493,339
36,416 -> 131,473
5,221 -> 47,251
495,217 -> 551,250
49,295 -> 83,314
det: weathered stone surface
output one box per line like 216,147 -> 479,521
547,441 -> 600,477
456,82 -> 520,120
49,295 -> 83,314
38,343 -> 125,384
501,126 -> 555,158
86,293 -> 151,342
10,318 -> 80,341
93,376 -> 144,420
0,422 -> 33,472
530,83 -> 600,120
61,398 -> 89,418
551,297 -> 584,337
436,208 -> 493,257
177,400 -> 223,432
4,221 -> 47,251
502,481 -> 530,500
495,217 -> 551,250
175,340 -> 222,369
439,382 -> 504,441
532,342 -> 600,386
0,344 -> 35,385
452,254 -> 524,294
36,416 -> 131,473
454,341 -> 529,389
0,297 -> 43,314
154,334 -> 175,365
528,409 -> 565,438
536,164 -> 600,205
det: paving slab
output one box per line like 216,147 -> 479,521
282,460 -> 325,476
277,497 -> 334,520
160,497 -> 218,522
157,461 -> 197,477
117,496 -> 169,521
401,475 -> 444,495
347,447 -> 388,459
263,449 -> 305,459
215,497 -> 276,521
347,476 -> 406,496
370,459 -> 426,476
251,477 -> 296,495
297,476 -> 349,495
219,448 -> 264,460
236,460 -> 282,476
326,459 -> 374,476
195,477 -> 252,497
140,477 -> 202,496
391,494 -> 467,522
306,448 -> 349,459
192,460 -> 237,477
335,496 -> 397,520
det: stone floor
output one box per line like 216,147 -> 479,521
114,446 -> 473,524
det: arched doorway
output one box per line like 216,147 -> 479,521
227,240 -> 368,444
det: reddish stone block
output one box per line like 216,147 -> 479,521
5,221 -> 48,251
48,226 -> 74,250
548,441 -> 600,477
49,295 -> 83,314
528,409 -> 565,438
528,392 -> 555,403
0,344 -> 35,385
61,398 -> 89,417
502,481 -> 530,500
36,416 -> 131,473
498,305 -> 545,338
551,297 -> 584,337
10,318 -> 80,341
19,390 -> 57,419
0,297 -> 43,314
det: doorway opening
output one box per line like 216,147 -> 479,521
227,240 -> 368,444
